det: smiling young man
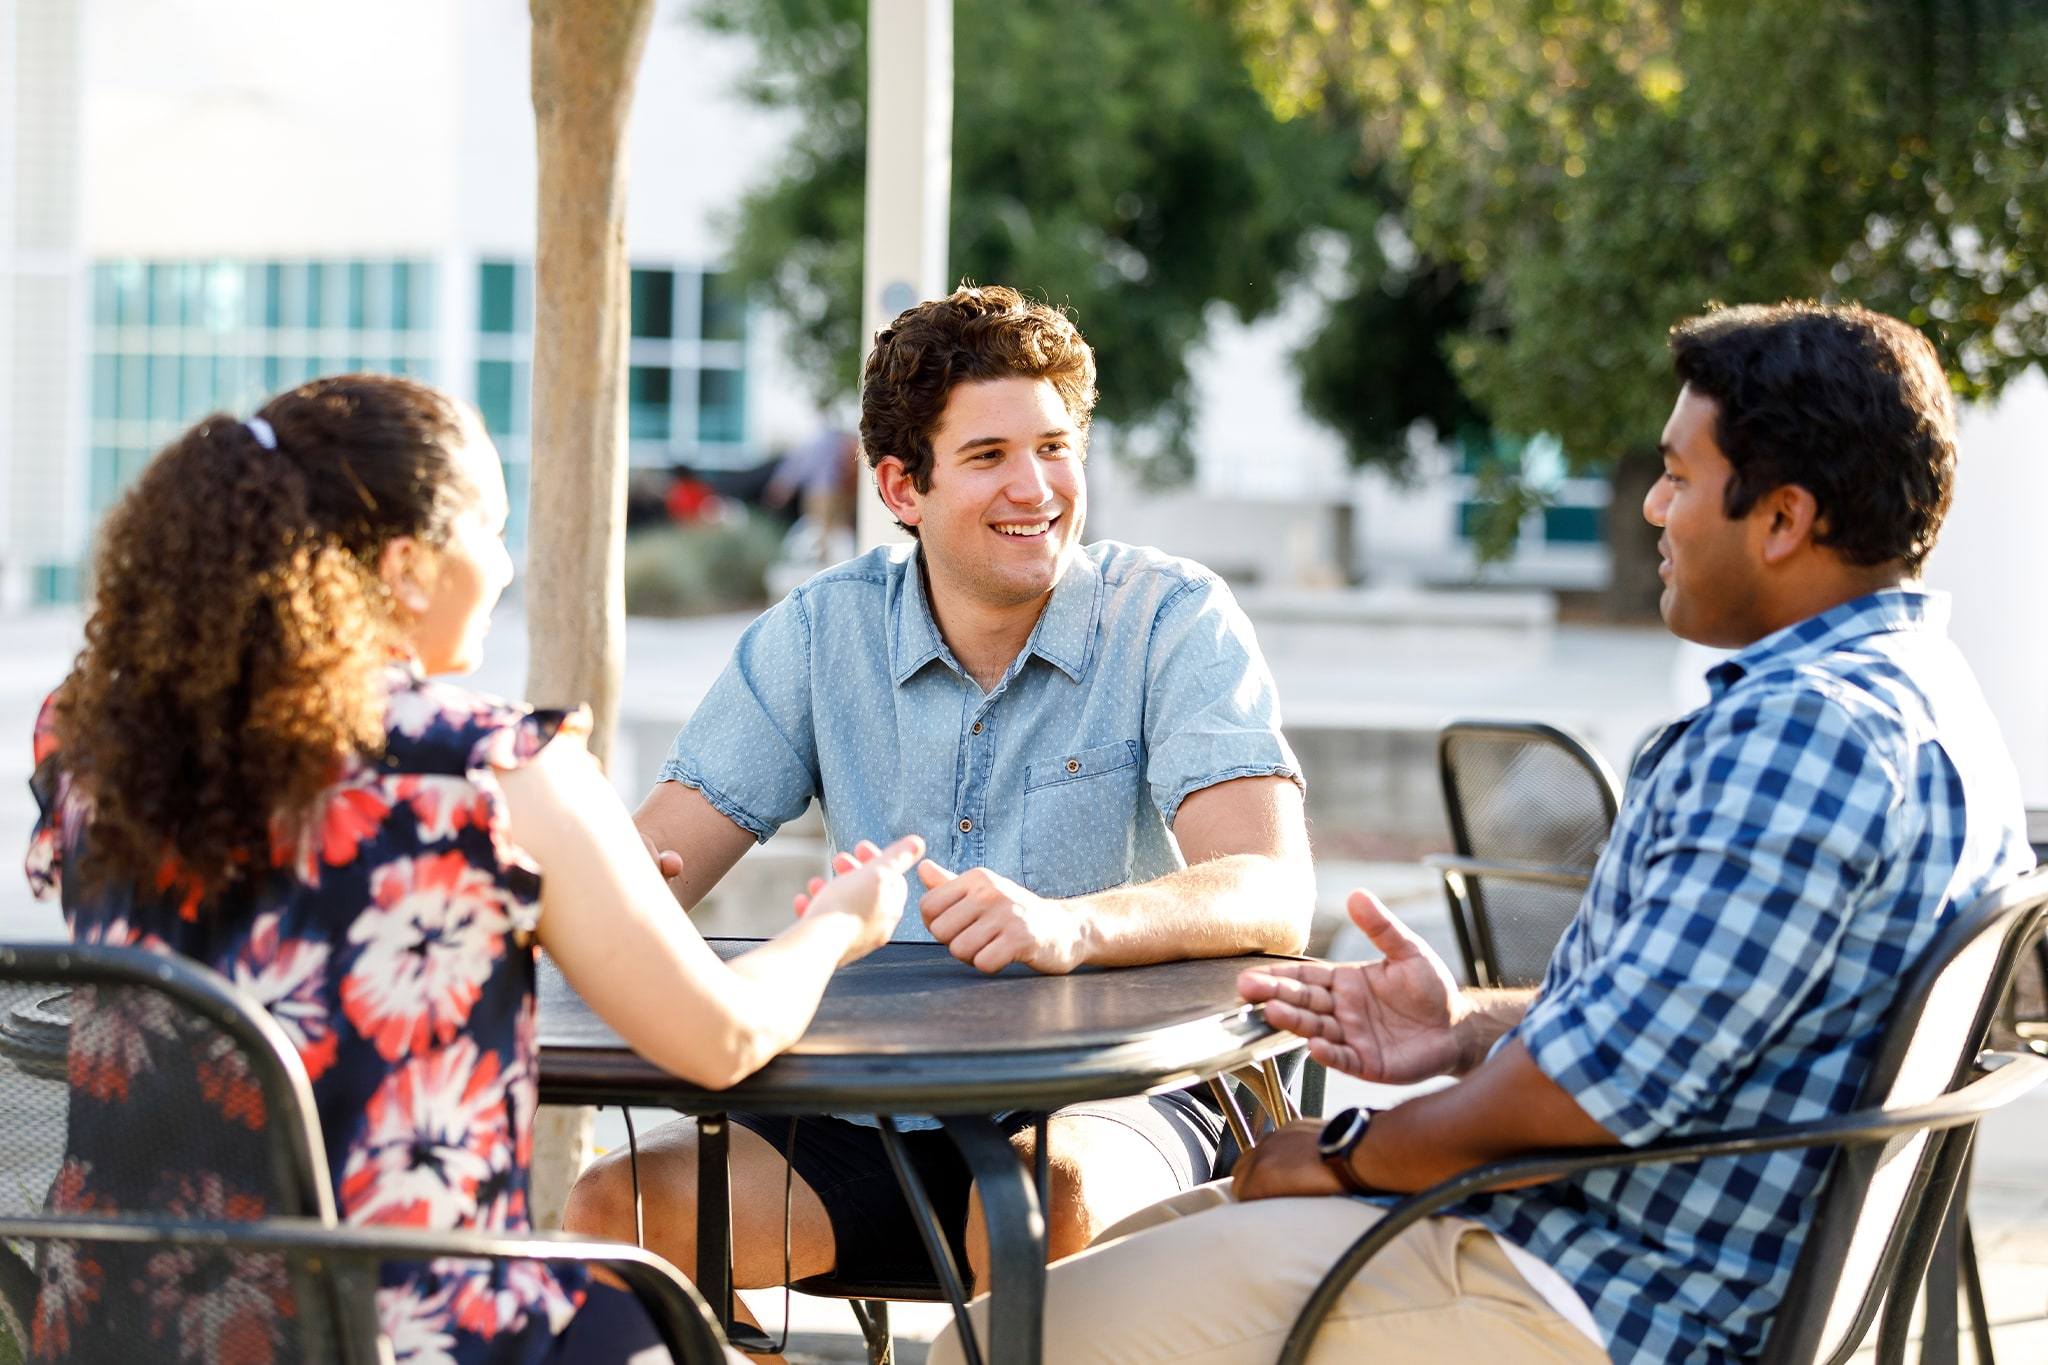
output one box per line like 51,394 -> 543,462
926,302 -> 2034,1365
563,285 -> 1313,1339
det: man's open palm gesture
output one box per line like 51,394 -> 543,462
1238,891 -> 1467,1084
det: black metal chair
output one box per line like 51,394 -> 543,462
1425,719 -> 1622,989
0,1214 -> 727,1365
1278,868 -> 2048,1365
0,941 -> 727,1363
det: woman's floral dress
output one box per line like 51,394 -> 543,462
25,663 -> 592,1364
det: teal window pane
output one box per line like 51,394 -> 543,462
700,271 -> 745,342
90,447 -> 122,515
476,360 -> 515,436
33,563 -> 80,606
391,355 -> 416,377
479,262 -> 516,334
1542,504 -> 1604,544
244,264 -> 269,328
92,355 -> 118,419
278,264 -> 307,327
630,269 -> 674,339
304,263 -> 327,329
201,261 -> 241,332
262,354 -> 284,394
360,262 -> 391,329
118,356 -> 147,420
148,264 -> 178,327
346,354 -> 366,374
697,368 -> 745,443
629,366 -> 671,440
110,262 -> 145,326
92,266 -> 118,326
148,355 -> 179,421
394,260 -> 433,330
212,354 -> 246,407
181,355 -> 211,418
177,263 -> 205,327
263,264 -> 284,328
347,262 -> 368,328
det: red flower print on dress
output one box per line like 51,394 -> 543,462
398,774 -> 495,845
30,1240 -> 102,1359
66,984 -> 180,1103
136,1245 -> 294,1364
283,780 -> 395,886
338,1038 -> 511,1227
376,1277 -> 460,1365
449,1258 -> 578,1339
343,852 -> 513,1062
230,911 -> 339,1080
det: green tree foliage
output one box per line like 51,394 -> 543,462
701,0 -> 1470,479
1233,0 -> 2048,465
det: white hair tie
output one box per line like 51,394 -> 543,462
245,417 -> 278,450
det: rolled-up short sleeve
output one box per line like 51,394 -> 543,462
1141,576 -> 1303,826
1516,690 -> 1898,1144
658,591 -> 820,842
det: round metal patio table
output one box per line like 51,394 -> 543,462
537,939 -> 1299,1365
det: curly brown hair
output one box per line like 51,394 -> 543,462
55,374 -> 481,898
859,284 -> 1098,533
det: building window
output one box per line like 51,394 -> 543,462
1453,431 -> 1610,554
86,255 -> 438,519
475,257 -> 751,468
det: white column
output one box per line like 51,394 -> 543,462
1925,367 -> 2048,805
856,0 -> 951,551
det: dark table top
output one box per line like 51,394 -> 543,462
537,940 -> 1294,1115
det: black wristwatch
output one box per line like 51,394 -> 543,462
1316,1106 -> 1378,1194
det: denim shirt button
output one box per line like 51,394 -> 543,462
959,817 -> 973,833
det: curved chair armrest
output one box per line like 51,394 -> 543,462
1277,1050 -> 2048,1364
0,1214 -> 729,1364
1423,853 -> 1597,891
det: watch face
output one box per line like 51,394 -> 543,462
1317,1107 -> 1368,1158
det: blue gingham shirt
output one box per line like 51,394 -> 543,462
1460,589 -> 2032,1364
663,541 -> 1300,902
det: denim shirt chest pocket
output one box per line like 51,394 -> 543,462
1021,739 -> 1142,898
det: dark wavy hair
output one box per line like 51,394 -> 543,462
55,374 -> 480,896
859,283 -> 1098,533
1670,302 -> 1957,572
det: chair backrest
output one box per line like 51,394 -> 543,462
1761,868 -> 2048,1365
0,1215 -> 730,1364
0,941 -> 335,1362
1437,720 -> 1621,986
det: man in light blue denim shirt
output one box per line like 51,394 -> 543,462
565,286 -> 1313,1326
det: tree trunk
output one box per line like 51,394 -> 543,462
1603,446 -> 1665,622
525,0 -> 655,1232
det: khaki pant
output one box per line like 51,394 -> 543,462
926,1182 -> 1609,1365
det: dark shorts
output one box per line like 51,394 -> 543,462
730,1091 -> 1227,1284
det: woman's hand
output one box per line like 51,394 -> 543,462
793,836 -> 924,963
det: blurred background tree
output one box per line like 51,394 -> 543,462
701,0 -> 1475,484
1232,0 -> 2048,613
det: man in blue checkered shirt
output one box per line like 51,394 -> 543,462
931,304 -> 2034,1365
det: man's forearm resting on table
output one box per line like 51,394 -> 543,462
1347,1040 -> 1613,1193
1069,850 -> 1315,966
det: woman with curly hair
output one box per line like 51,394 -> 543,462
25,373 -> 921,1363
